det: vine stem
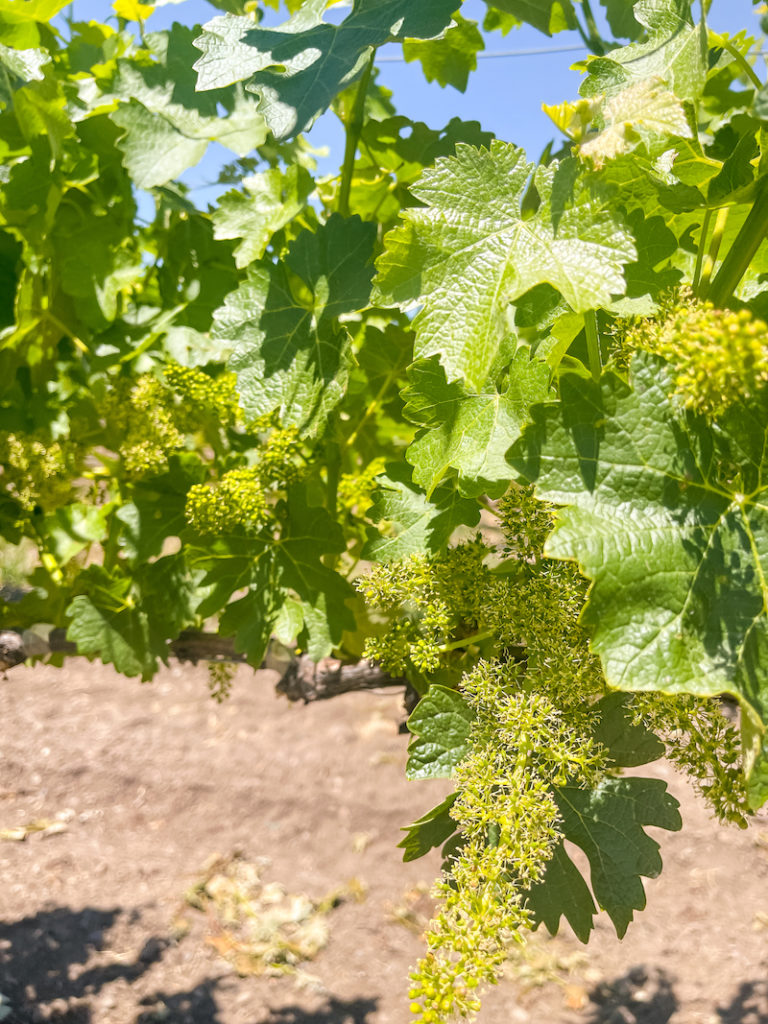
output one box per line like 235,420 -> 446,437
692,207 -> 713,296
708,181 -> 768,307
338,49 -> 376,218
698,206 -> 729,299
440,629 -> 495,653
579,0 -> 606,55
720,38 -> 763,90
584,310 -> 602,381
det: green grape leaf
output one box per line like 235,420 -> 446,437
39,503 -> 110,566
221,214 -> 376,434
193,0 -> 457,139
0,0 -> 70,20
406,685 -> 474,780
374,143 -> 636,390
112,24 -> 267,188
211,164 -> 315,268
510,352 -> 768,740
526,840 -> 597,942
600,0 -> 643,40
273,596 -> 304,646
403,348 -> 553,499
0,43 -> 49,84
187,536 -> 265,618
362,464 -> 481,563
398,791 -> 459,862
581,0 -> 707,102
591,692 -> 666,767
483,0 -> 577,36
218,577 -> 276,666
117,455 -> 207,562
402,15 -> 484,93
274,491 -> 356,659
67,570 -> 160,680
65,558 -> 197,681
552,777 -> 681,938
579,77 -> 692,168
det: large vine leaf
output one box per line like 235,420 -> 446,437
193,0 -> 457,139
529,776 -> 681,941
65,558 -> 198,681
403,348 -> 554,498
219,214 -> 376,435
111,24 -> 267,188
510,353 -> 768,738
581,0 -> 707,102
374,142 -> 636,390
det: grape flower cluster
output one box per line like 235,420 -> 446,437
626,293 -> 768,418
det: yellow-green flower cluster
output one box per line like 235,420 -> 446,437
0,432 -> 79,512
108,375 -> 186,476
255,425 -> 302,486
358,540 -> 492,675
185,468 -> 267,534
628,296 -> 768,418
632,692 -> 749,827
497,484 -> 556,561
163,362 -> 240,430
409,662 -> 608,1022
338,456 -> 387,516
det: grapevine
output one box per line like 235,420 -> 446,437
1,1 -> 768,1021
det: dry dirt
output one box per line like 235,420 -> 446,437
1,659 -> 768,1024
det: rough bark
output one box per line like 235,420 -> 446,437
0,628 -> 407,703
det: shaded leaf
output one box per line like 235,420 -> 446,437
362,464 -> 481,563
403,349 -> 553,498
222,214 -> 376,434
406,685 -> 474,780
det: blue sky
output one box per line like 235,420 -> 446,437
63,0 -> 763,201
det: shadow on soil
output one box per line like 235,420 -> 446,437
585,966 -> 768,1024
0,905 -> 165,1022
256,998 -> 379,1023
586,966 -> 678,1024
0,906 -> 379,1024
717,981 -> 768,1023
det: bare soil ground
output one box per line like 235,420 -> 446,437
2,660 -> 768,1024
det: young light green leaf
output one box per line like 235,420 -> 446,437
0,43 -> 49,83
484,0 -> 577,36
581,0 -> 707,102
220,214 -> 376,434
406,685 -> 475,780
211,164 -> 314,268
402,15 -> 484,93
579,77 -> 692,168
403,349 -> 553,499
510,353 -> 768,743
362,464 -> 481,563
375,142 -> 636,390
